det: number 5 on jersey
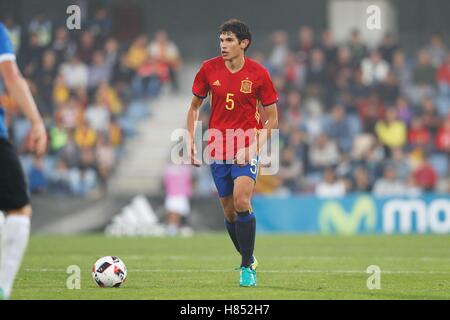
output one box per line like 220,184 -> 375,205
225,93 -> 235,110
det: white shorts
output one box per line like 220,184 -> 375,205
165,196 -> 190,216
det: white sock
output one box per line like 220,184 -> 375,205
0,215 -> 30,297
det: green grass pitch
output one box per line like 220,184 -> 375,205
12,234 -> 450,300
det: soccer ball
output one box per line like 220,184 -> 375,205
92,256 -> 127,288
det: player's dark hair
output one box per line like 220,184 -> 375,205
219,19 -> 252,52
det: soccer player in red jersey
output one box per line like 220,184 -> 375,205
187,19 -> 278,287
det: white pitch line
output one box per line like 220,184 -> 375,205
24,268 -> 450,275
61,255 -> 450,261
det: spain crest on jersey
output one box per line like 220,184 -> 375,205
240,79 -> 252,94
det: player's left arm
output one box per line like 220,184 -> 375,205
235,103 -> 278,165
253,103 -> 278,154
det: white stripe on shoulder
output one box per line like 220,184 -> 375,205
0,53 -> 16,63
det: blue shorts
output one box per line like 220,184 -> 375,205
210,157 -> 259,198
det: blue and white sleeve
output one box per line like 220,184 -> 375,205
0,23 -> 16,63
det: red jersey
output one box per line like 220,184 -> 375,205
192,56 -> 278,160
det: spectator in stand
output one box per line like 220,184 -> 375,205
108,117 -> 123,149
378,71 -> 400,105
315,167 -> 346,198
77,31 -> 96,64
87,50 -> 112,90
85,96 -> 110,133
350,69 -> 370,100
425,34 -> 447,68
375,107 -> 407,153
350,166 -> 372,193
283,90 -> 302,127
52,26 -> 77,65
96,82 -> 123,116
278,147 -> 302,193
302,87 -> 324,138
148,30 -> 182,92
395,96 -> 413,127
436,53 -> 450,116
413,156 -> 438,192
326,104 -> 353,153
104,38 -> 119,69
74,120 -> 97,149
89,7 -> 112,41
295,26 -> 314,64
95,133 -> 115,194
330,46 -> 354,89
48,118 -> 68,155
361,50 -> 389,86
59,132 -> 80,169
373,166 -> 408,196
320,30 -> 337,67
4,16 -> 21,52
55,96 -> 84,131
20,32 -> 44,78
387,148 -> 411,181
419,96 -> 441,135
48,159 -> 72,194
126,34 -> 148,71
435,115 -> 450,153
348,29 -> 367,66
283,51 -> 306,91
52,74 -> 70,106
112,53 -> 135,98
307,48 -> 327,87
309,133 -> 340,171
287,128 -> 309,168
269,31 -> 289,74
59,54 -> 88,89
410,50 -> 436,104
32,50 -> 58,117
408,116 -> 432,152
74,147 -> 98,196
391,50 -> 413,95
358,93 -> 385,134
28,13 -> 52,48
379,33 -> 398,64
28,156 -> 48,194
133,55 -> 168,98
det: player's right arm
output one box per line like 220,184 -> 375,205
186,95 -> 203,167
188,63 -> 210,167
0,24 -> 46,156
0,61 -> 47,155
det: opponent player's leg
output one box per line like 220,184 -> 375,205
0,211 -> 4,265
0,206 -> 31,300
219,195 -> 240,253
0,139 -> 32,299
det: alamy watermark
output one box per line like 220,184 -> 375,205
66,265 -> 81,289
366,265 -> 381,290
170,122 -> 280,175
66,5 -> 81,30
366,5 -> 381,30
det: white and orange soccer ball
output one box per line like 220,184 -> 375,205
92,256 -> 127,288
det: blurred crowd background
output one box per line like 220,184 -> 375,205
1,7 -> 181,197
269,28 -> 447,197
196,28 -> 450,197
0,1 -> 449,201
